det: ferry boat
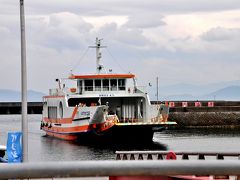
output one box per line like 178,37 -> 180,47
41,38 -> 176,143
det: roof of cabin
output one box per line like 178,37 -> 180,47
69,74 -> 135,79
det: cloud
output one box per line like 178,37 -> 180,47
96,23 -> 151,48
26,12 -> 93,50
3,0 -> 240,17
25,0 -> 240,15
1,1 -> 240,94
201,27 -> 240,41
124,13 -> 166,29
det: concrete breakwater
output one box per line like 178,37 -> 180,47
169,112 -> 240,128
154,101 -> 240,128
0,101 -> 240,128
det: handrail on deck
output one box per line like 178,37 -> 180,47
0,160 -> 240,179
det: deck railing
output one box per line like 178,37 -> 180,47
73,86 -> 146,93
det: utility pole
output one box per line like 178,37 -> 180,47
20,0 -> 28,162
156,77 -> 159,104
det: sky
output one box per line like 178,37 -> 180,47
0,0 -> 240,94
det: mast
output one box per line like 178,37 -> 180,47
89,38 -> 106,74
96,38 -> 102,74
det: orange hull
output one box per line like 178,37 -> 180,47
41,117 -> 116,141
46,131 -> 78,140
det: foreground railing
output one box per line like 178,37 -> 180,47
0,160 -> 240,179
116,151 -> 240,160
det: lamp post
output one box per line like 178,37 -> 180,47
156,77 -> 159,104
20,0 -> 28,162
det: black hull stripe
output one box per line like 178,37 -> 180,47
73,117 -> 90,121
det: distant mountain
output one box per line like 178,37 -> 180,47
157,86 -> 240,101
0,89 -> 45,102
158,80 -> 240,97
148,79 -> 240,101
0,89 -> 20,102
205,80 -> 240,91
202,86 -> 240,101
27,90 -> 46,102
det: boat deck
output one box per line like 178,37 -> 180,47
116,122 -> 177,126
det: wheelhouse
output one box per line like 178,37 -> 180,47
69,74 -> 135,94
63,73 -> 148,123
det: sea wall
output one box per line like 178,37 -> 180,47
169,112 -> 240,128
164,101 -> 240,128
148,101 -> 240,128
0,102 -> 42,114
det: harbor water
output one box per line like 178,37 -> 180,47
0,115 -> 239,162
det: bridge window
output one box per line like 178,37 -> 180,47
77,80 -> 83,94
95,79 -> 101,91
85,80 -> 93,91
110,79 -> 117,91
118,79 -> 126,90
103,79 -> 109,91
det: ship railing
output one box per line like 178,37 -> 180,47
81,86 -> 146,93
133,86 -> 146,93
117,119 -> 168,125
83,86 -> 126,92
118,118 -> 165,124
115,151 -> 240,161
95,87 -> 102,91
118,118 -> 144,123
84,86 -> 94,91
0,160 -> 240,179
126,86 -> 147,94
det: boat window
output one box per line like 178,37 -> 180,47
77,80 -> 83,94
110,79 -> 117,91
68,98 -> 81,107
118,79 -> 126,90
85,80 -> 93,91
103,79 -> 109,91
48,106 -> 57,119
95,79 -> 101,91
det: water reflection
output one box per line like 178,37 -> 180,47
162,128 -> 240,137
38,134 -> 168,161
154,128 -> 240,152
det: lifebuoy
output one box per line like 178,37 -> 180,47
166,151 -> 177,160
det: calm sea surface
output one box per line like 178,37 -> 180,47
0,115 -> 239,162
